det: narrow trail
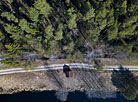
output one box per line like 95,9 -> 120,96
0,63 -> 138,75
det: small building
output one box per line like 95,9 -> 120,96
63,64 -> 73,78
65,71 -> 73,77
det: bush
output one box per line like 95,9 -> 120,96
1,59 -> 20,67
0,87 -> 3,94
94,60 -> 103,71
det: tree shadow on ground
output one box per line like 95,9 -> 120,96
74,68 -> 116,99
45,66 -> 64,89
111,65 -> 138,100
76,68 -> 106,90
111,65 -> 133,91
44,64 -> 69,101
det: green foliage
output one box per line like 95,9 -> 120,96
119,24 -> 138,38
96,7 -> 107,19
83,2 -> 95,21
0,30 -> 5,40
122,15 -> 138,28
63,41 -> 75,53
108,20 -> 118,40
1,43 -> 22,66
44,25 -> 54,43
121,85 -> 138,100
107,8 -> 115,27
1,59 -> 20,66
1,12 -> 18,23
0,90 -> 3,94
54,24 -> 63,40
8,0 -> 13,3
0,0 -> 138,64
5,43 -> 22,57
34,0 -> 51,18
127,0 -> 138,12
99,19 -> 107,30
0,87 -> 3,94
66,8 -> 77,30
86,27 -> 100,44
73,51 -> 83,61
65,0 -> 70,5
19,7 -> 27,14
112,68 -> 138,100
115,0 -> 127,15
94,60 -> 103,71
28,7 -> 39,22
19,19 -> 30,33
24,64 -> 35,70
4,24 -> 24,42
46,40 -> 59,55
66,51 -> 83,62
30,29 -> 39,35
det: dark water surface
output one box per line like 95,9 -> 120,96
0,91 -> 137,102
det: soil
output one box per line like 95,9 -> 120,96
0,69 -> 116,94
0,58 -> 137,94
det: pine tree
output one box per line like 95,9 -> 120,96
1,43 -> 22,66
44,25 -> 54,43
34,0 -> 52,18
83,2 -> 95,22
19,19 -> 30,33
28,7 -> 39,22
0,30 -> 5,40
1,12 -> 18,23
112,68 -> 138,100
66,7 -> 77,30
107,20 -> 118,40
4,24 -> 24,42
114,0 -> 127,16
54,24 -> 63,41
65,0 -> 70,5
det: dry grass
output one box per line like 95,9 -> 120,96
0,57 -> 138,70
121,59 -> 138,65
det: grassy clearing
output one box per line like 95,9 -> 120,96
121,56 -> 138,65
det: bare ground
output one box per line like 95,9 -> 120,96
0,69 -> 116,94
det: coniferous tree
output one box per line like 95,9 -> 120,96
66,7 -> 77,30
1,12 -> 18,23
0,0 -> 138,65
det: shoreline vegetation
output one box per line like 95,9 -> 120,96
0,0 -> 138,101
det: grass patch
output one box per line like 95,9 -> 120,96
94,60 -> 103,71
121,56 -> 138,65
23,64 -> 35,70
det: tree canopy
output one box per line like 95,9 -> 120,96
0,0 -> 138,64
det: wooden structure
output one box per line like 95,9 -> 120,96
63,64 -> 73,78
